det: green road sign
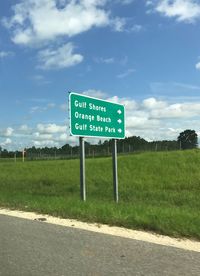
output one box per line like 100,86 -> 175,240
69,92 -> 125,139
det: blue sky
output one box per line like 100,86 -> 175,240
1,0 -> 200,150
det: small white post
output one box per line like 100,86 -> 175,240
22,149 -> 25,162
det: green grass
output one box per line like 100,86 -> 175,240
0,150 -> 200,240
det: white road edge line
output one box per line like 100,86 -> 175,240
0,208 -> 200,253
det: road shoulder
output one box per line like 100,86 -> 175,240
0,208 -> 199,253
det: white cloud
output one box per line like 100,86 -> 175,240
31,75 -> 45,81
150,102 -> 200,119
30,106 -> 41,113
112,17 -> 127,32
60,103 -> 68,111
2,94 -> 200,149
112,19 -> 144,33
195,62 -> 200,70
0,138 -> 12,147
47,103 -> 56,108
0,51 -> 9,58
150,0 -> 200,23
0,51 -> 14,58
94,57 -> 115,64
38,43 -> 83,70
5,127 -> 14,137
18,125 -> 32,135
33,132 -> 53,140
3,0 -> 110,45
59,133 -> 68,142
126,116 -> 160,129
82,89 -> 108,99
143,97 -> 167,109
36,123 -> 66,134
0,127 -> 14,137
31,74 -> 51,85
107,95 -> 138,111
117,68 -> 135,78
30,102 -> 56,113
130,24 -> 143,32
19,125 -> 29,131
33,140 -> 59,147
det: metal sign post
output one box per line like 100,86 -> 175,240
79,137 -> 86,201
112,139 -> 118,203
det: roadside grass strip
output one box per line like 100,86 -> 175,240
0,150 -> 200,240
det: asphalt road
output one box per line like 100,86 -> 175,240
0,214 -> 199,276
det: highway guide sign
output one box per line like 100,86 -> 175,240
69,92 -> 125,139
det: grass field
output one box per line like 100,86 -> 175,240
0,150 -> 200,240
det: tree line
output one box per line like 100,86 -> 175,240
0,129 -> 198,159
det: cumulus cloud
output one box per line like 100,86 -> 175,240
37,43 -> 83,70
0,127 -> 14,137
18,125 -> 32,135
0,138 -> 12,147
19,125 -> 29,131
2,0 -> 136,70
149,0 -> 200,23
2,0 -> 110,45
5,127 -> 14,137
36,123 -> 66,134
2,93 -> 200,149
33,132 -> 53,140
107,95 -> 138,111
142,97 -> 167,109
104,95 -> 200,140
150,102 -> 200,119
27,94 -> 200,146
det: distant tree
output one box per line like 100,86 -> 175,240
98,140 -> 102,145
61,144 -> 71,154
177,129 -> 198,150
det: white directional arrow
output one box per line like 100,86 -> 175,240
117,119 -> 122,124
118,128 -> 122,133
117,109 -> 122,115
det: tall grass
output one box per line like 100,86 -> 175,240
0,150 -> 200,239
